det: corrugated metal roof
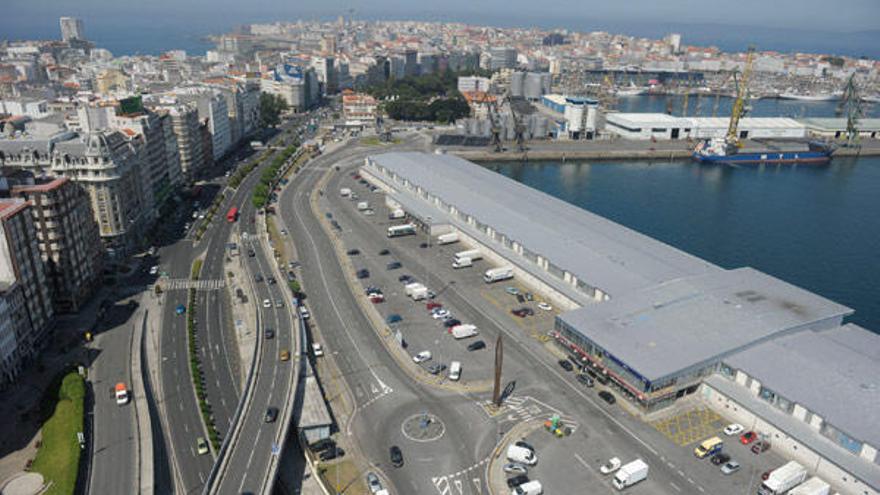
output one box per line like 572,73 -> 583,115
369,152 -> 719,298
725,323 -> 880,450
559,267 -> 852,381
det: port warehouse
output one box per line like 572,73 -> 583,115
359,151 -> 880,495
604,112 -> 808,140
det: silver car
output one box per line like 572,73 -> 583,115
366,472 -> 383,493
721,460 -> 741,475
503,462 -> 528,475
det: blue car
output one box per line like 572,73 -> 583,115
176,304 -> 186,315
386,314 -> 402,324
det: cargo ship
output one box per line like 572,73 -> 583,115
693,138 -> 833,165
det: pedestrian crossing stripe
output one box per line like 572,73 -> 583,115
160,278 -> 226,290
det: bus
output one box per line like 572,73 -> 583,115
226,206 -> 239,223
386,223 -> 416,238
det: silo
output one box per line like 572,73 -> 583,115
509,72 -> 525,98
524,72 -> 542,100
534,116 -> 549,139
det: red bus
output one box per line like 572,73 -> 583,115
226,207 -> 239,223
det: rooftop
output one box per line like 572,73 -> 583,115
558,267 -> 852,382
0,198 -> 29,220
797,117 -> 880,131
368,152 -> 718,298
725,323 -> 880,450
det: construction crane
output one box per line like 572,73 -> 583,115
837,73 -> 863,147
725,46 -> 756,148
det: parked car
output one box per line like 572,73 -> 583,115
576,374 -> 594,387
413,351 -> 432,363
740,431 -> 757,444
312,343 -> 324,357
379,249 -> 391,256
398,274 -> 414,284
505,287 -> 520,296
356,269 -> 370,279
426,302 -> 442,311
264,328 -> 275,339
711,453 -> 731,466
720,460 -> 741,475
386,314 -> 402,324
503,463 -> 528,475
558,359 -> 574,372
524,292 -> 534,301
431,308 -> 451,320
511,307 -> 534,317
346,248 -> 360,255
600,457 -> 621,474
724,423 -> 744,436
386,261 -> 402,270
467,340 -> 486,351
598,391 -> 616,405
310,438 -> 336,453
443,318 -> 461,328
366,472 -> 383,494
427,363 -> 447,375
320,447 -> 344,461
265,407 -> 279,423
506,475 -> 530,488
537,302 -> 552,311
390,446 -> 404,467
751,440 -> 770,454
516,294 -> 525,303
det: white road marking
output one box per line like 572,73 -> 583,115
670,482 -> 682,492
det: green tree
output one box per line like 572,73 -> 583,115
259,93 -> 289,128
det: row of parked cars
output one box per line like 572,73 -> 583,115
693,422 -> 772,478
504,441 -> 543,494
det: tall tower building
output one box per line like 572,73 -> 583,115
59,17 -> 85,42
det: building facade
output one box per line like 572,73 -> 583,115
9,177 -> 103,313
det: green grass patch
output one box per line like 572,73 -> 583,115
31,372 -> 85,495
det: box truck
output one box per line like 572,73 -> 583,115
410,286 -> 429,301
612,459 -> 648,490
437,232 -> 459,245
451,324 -> 478,339
452,249 -> 481,268
758,461 -> 808,495
389,208 -> 405,219
789,477 -> 830,495
405,282 -> 426,296
483,266 -> 514,283
340,188 -> 351,197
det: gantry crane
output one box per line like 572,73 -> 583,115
725,46 -> 756,148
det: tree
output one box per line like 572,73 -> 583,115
259,93 -> 289,128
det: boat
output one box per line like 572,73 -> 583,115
693,138 -> 833,165
615,83 -> 647,97
777,92 -> 840,101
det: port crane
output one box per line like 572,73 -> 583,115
725,46 -> 756,149
837,73 -> 862,147
486,93 -> 504,152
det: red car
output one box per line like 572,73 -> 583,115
426,302 -> 442,311
740,431 -> 757,444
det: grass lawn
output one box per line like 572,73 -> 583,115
319,458 -> 369,495
32,372 -> 85,495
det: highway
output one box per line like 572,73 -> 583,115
153,118 -> 306,494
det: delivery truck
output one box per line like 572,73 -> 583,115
405,282 -> 426,297
758,461 -> 808,495
612,459 -> 648,490
452,249 -> 481,268
483,266 -> 514,283
451,324 -> 478,339
789,477 -> 830,495
410,286 -> 429,301
437,232 -> 459,245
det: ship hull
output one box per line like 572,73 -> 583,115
693,150 -> 832,165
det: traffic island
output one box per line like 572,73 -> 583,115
30,370 -> 85,495
186,258 -> 222,452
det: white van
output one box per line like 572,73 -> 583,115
506,445 -> 537,466
511,480 -> 542,495
448,361 -> 461,381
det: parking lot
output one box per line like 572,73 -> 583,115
321,167 -> 794,495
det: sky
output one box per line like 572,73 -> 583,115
3,0 -> 879,57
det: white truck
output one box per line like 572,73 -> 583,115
612,459 -> 649,490
410,286 -> 429,301
452,249 -> 481,268
506,445 -> 537,465
758,461 -> 808,495
405,283 -> 427,299
357,201 -> 369,211
436,232 -> 459,245
789,477 -> 830,495
388,208 -> 405,219
483,266 -> 514,283
451,324 -> 478,339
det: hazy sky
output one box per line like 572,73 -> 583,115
6,0 -> 879,32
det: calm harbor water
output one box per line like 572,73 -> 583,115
484,155 -> 880,332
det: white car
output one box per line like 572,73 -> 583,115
537,302 -> 552,311
262,299 -> 271,308
600,457 -> 621,474
312,342 -> 324,357
412,351 -> 432,363
724,423 -> 745,436
149,265 -> 159,275
431,309 -> 450,320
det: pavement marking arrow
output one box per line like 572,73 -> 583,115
472,478 -> 482,494
454,479 -> 463,494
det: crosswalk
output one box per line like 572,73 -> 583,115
481,395 -> 580,432
160,278 -> 226,291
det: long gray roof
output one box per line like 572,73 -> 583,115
558,267 -> 852,381
725,323 -> 880,450
369,152 -> 719,297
